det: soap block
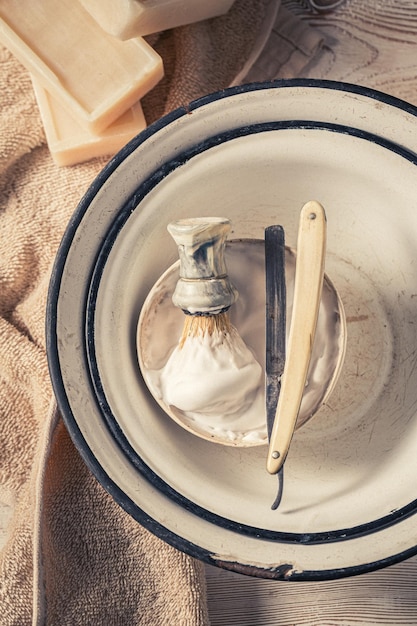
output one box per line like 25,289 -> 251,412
79,0 -> 236,39
31,78 -> 147,167
0,0 -> 163,133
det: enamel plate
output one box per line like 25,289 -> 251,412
47,80 -> 417,579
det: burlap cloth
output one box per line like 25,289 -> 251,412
0,2 -> 323,624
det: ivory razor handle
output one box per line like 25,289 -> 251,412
267,201 -> 327,474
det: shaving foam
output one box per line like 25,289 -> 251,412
158,321 -> 266,442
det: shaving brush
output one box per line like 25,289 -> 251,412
167,217 -> 238,347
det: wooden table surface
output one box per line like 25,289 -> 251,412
205,1 -> 417,623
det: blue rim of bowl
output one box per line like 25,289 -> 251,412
85,118 -> 417,542
47,79 -> 417,580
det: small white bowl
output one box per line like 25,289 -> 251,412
137,239 -> 346,446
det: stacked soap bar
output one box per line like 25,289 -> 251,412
31,79 -> 147,166
0,0 -> 162,165
79,0 -> 236,39
0,0 -> 235,166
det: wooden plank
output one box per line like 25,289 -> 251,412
282,0 -> 417,106
206,557 -> 417,625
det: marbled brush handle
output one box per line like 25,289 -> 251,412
167,217 -> 238,315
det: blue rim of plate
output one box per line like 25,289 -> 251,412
47,79 -> 417,580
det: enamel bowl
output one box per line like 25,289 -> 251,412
137,239 -> 346,446
47,80 -> 417,580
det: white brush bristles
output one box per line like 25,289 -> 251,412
179,312 -> 232,349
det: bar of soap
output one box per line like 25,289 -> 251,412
79,0 -> 236,39
0,0 -> 163,133
31,78 -> 147,167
